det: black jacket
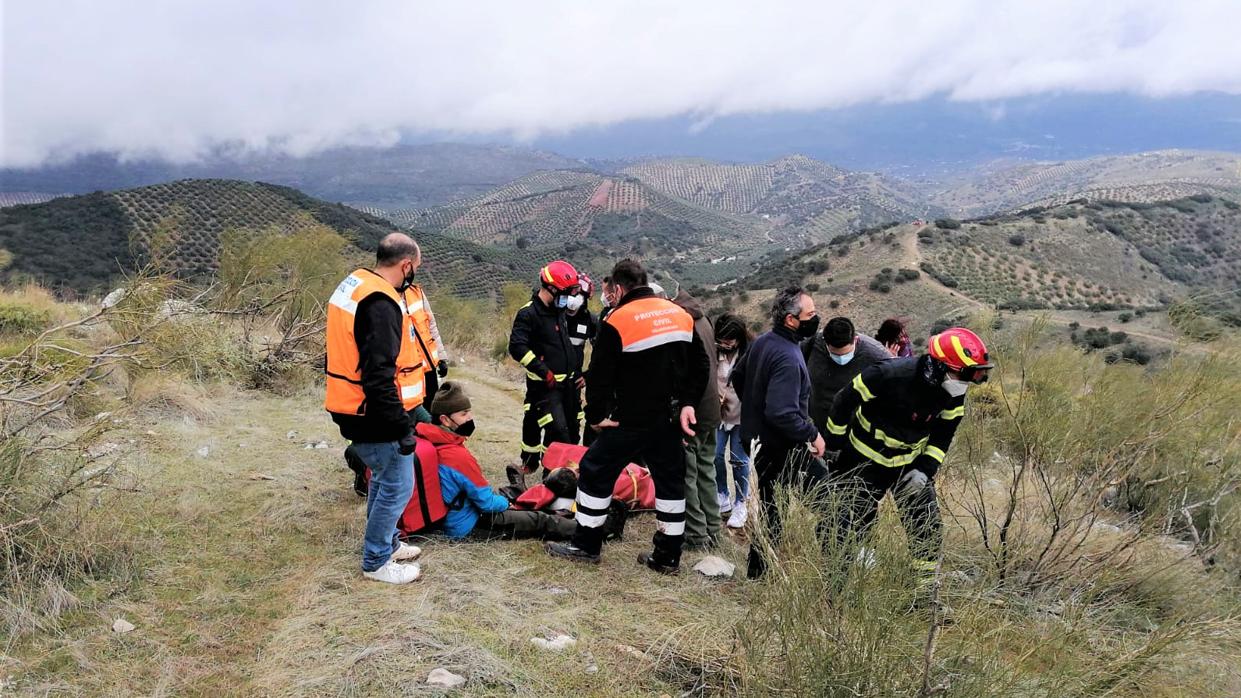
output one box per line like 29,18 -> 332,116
508,292 -> 578,385
331,293 -> 412,443
802,333 -> 890,432
584,287 -> 709,429
731,325 -> 818,446
825,355 -> 965,478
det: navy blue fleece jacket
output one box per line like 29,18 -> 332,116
731,325 -> 819,447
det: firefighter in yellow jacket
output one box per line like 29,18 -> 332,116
325,233 -> 429,585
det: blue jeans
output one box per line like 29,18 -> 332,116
714,425 -> 750,504
352,441 -> 414,572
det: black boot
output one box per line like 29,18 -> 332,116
505,463 -> 527,492
638,551 -> 680,575
546,541 -> 601,564
344,444 -> 368,497
602,501 -> 629,543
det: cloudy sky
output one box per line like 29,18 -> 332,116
3,0 -> 1241,167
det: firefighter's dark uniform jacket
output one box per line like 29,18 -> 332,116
825,354 -> 965,478
508,292 -> 578,385
584,287 -> 709,429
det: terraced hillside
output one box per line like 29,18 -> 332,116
622,154 -> 933,238
0,192 -> 64,208
932,150 -> 1241,217
707,194 -> 1241,340
373,169 -> 781,285
0,179 -> 535,298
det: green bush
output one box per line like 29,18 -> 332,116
934,218 -> 961,230
0,301 -> 51,335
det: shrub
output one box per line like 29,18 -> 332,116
1007,234 -> 1026,247
934,218 -> 961,230
0,301 -> 51,335
1119,312 -> 1133,323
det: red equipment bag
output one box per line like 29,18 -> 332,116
529,442 -> 655,511
364,437 -> 447,537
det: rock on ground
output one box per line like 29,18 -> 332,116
426,668 -> 466,688
531,634 -> 576,651
692,555 -> 735,578
111,618 -> 135,633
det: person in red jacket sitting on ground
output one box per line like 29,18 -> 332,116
419,381 -> 623,541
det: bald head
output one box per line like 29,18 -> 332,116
377,233 -> 420,268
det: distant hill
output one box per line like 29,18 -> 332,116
0,179 -> 538,298
0,192 -> 65,208
930,150 -> 1241,217
711,194 -> 1241,338
621,155 -> 935,237
367,156 -> 938,287
0,144 -> 583,210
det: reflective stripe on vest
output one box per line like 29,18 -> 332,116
324,269 -> 428,415
403,284 -> 440,365
605,297 -> 694,353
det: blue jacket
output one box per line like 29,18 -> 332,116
732,325 -> 819,447
438,465 -> 510,538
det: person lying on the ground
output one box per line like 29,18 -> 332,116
423,381 -> 622,542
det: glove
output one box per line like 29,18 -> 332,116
398,432 -> 416,456
437,360 -> 449,378
544,370 -> 558,389
896,469 -> 929,495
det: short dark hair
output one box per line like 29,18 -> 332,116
376,233 -> 420,266
823,317 -> 855,348
876,317 -> 907,345
770,286 -> 806,326
609,259 -> 647,292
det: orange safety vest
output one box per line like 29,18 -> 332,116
324,269 -> 428,414
605,296 -> 695,352
402,283 -> 441,368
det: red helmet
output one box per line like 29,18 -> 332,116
928,327 -> 993,382
540,260 -> 579,292
578,272 -> 593,299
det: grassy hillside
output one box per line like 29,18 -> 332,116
4,281 -> 1241,695
931,149 -> 1241,217
0,179 -> 536,299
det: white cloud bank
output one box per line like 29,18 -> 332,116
3,0 -> 1240,166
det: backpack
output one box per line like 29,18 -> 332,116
363,437 -> 448,537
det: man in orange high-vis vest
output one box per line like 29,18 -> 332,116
325,233 -> 427,585
546,259 -> 709,575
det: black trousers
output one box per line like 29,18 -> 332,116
571,422 -> 687,565
829,450 -> 942,566
469,509 -> 577,542
747,436 -> 831,579
520,382 -> 575,472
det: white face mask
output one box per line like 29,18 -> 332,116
565,294 -> 584,312
942,378 -> 970,397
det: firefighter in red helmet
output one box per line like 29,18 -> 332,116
508,261 -> 582,473
824,327 -> 993,585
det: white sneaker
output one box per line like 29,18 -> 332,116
363,560 -> 422,584
391,541 -> 422,562
726,501 -> 748,529
717,492 -> 733,515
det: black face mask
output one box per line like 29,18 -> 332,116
717,345 -> 738,355
400,264 -> 417,291
450,417 -> 476,438
794,315 -> 820,339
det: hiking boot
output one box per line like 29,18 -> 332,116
717,492 -> 733,515
637,551 -> 680,575
545,541 -> 601,564
602,501 -> 628,542
505,463 -> 527,491
391,541 -> 422,562
726,501 -> 748,529
362,560 -> 421,584
344,444 -> 368,497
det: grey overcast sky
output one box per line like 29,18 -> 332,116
3,0 -> 1240,167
